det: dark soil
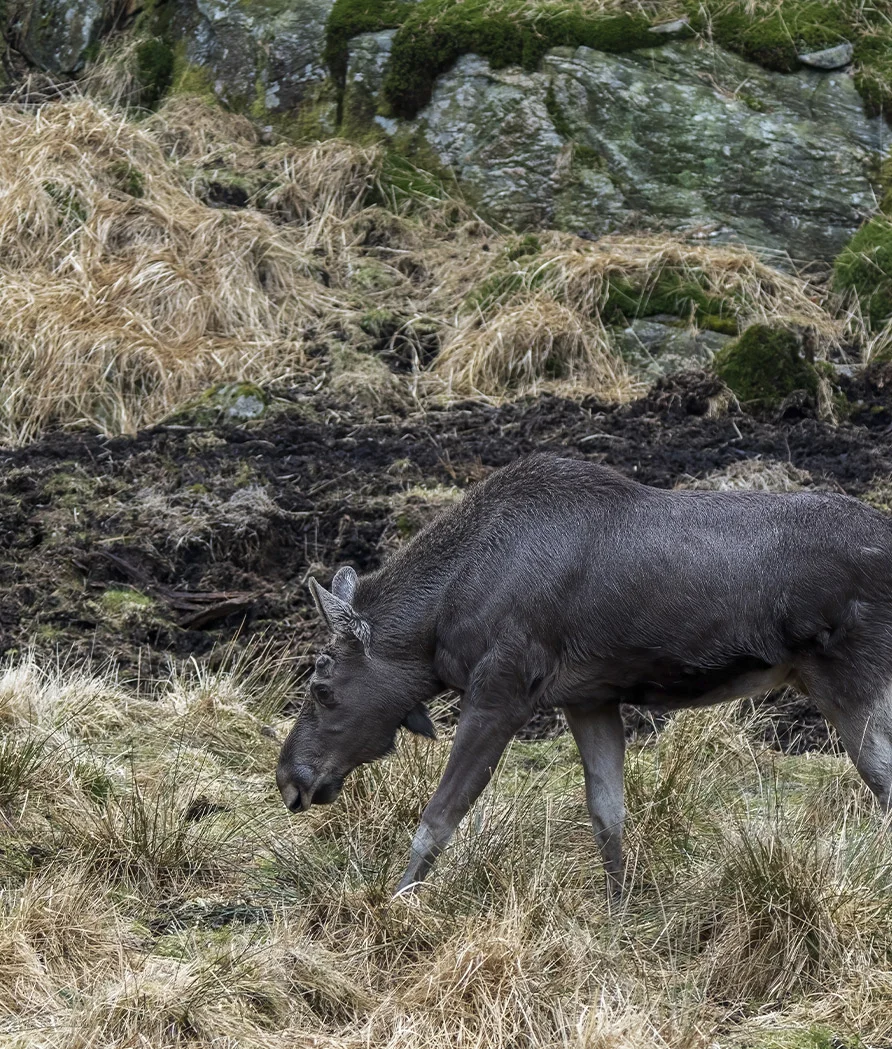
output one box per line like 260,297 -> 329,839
3,367 -> 892,751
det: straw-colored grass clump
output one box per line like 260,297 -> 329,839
433,233 -> 839,399
0,645 -> 891,1048
0,86 -> 848,441
0,97 -> 371,441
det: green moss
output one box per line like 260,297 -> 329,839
853,30 -> 892,119
544,79 -> 575,140
699,313 -> 739,335
107,161 -> 145,198
466,270 -> 534,311
323,0 -> 892,126
324,0 -> 412,87
101,588 -> 154,615
371,150 -> 464,212
359,308 -> 402,340
43,182 -> 87,225
692,1 -> 850,73
383,2 -> 658,118
135,37 -> 175,108
603,273 -> 738,329
738,91 -> 767,112
712,325 -> 820,408
170,42 -> 217,103
506,234 -> 541,261
833,217 -> 892,330
571,142 -> 603,168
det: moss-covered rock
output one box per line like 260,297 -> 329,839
6,0 -> 108,75
381,2 -> 659,119
413,40 -> 879,258
323,0 -> 409,88
168,0 -> 335,118
618,318 -> 733,381
695,1 -> 850,74
604,273 -> 740,333
834,217 -> 892,329
165,382 -> 270,426
712,325 -> 822,408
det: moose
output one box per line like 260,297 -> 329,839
277,453 -> 892,895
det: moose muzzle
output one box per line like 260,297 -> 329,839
277,763 -> 344,811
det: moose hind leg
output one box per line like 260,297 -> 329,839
802,665 -> 892,811
564,704 -> 626,897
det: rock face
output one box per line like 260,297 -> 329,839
2,2 -> 884,262
617,318 -> 732,381
6,0 -> 108,74
173,0 -> 336,113
411,41 -> 882,261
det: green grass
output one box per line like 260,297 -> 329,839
834,217 -> 892,331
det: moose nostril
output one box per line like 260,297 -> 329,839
292,764 -> 315,792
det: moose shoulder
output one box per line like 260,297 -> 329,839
277,453 -> 892,896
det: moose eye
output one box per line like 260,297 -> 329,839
311,681 -> 335,707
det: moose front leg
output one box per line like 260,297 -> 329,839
395,699 -> 532,895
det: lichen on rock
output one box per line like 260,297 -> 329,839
403,39 -> 881,260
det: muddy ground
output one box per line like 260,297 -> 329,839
3,368 -> 892,750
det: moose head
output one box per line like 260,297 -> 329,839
276,566 -> 438,813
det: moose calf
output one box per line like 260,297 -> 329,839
277,454 -> 892,895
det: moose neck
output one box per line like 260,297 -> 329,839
352,527 -> 458,671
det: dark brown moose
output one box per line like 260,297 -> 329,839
277,453 -> 892,896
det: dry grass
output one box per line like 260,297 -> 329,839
0,97 -> 355,441
432,233 -> 839,399
0,87 -> 846,441
0,647 -> 890,1048
433,292 -> 637,400
677,458 -> 815,491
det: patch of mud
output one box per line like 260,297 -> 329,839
3,371 -> 892,750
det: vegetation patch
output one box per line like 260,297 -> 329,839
603,272 -> 740,334
834,217 -> 892,331
712,324 -> 821,408
694,1 -> 850,73
381,1 -> 658,118
324,0 -> 892,125
0,653 -> 889,1046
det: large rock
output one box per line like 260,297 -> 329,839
617,317 -> 732,381
409,41 -> 883,261
174,0 -> 335,114
6,0 -> 108,74
343,30 -> 396,133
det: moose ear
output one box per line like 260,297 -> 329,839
331,566 -> 358,604
308,575 -> 372,655
402,703 -> 437,740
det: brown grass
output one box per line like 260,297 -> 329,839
0,646 -> 890,1048
0,98 -> 357,441
0,90 -> 845,441
432,233 -> 839,399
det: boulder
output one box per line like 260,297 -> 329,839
6,0 -> 108,74
407,40 -> 882,261
173,0 -> 335,115
797,42 -> 854,70
618,317 -> 732,380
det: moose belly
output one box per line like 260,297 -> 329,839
625,657 -> 793,711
